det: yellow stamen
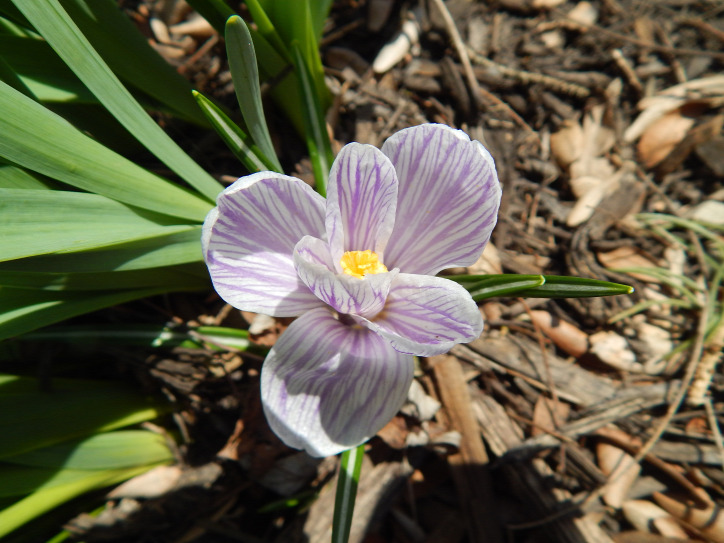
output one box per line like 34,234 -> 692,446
340,250 -> 388,279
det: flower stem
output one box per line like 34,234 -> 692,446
331,444 -> 364,543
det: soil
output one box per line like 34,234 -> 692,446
16,0 -> 724,542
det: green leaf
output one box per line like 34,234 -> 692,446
0,286 -> 174,340
4,430 -> 172,472
332,444 -> 363,543
515,275 -> 634,298
193,90 -> 278,172
57,0 -> 209,125
0,81 -> 212,221
0,464 -> 160,539
0,34 -> 94,103
0,189 -> 196,262
244,0 -> 292,63
0,375 -> 166,459
291,42 -> 334,196
449,274 -> 545,301
225,15 -> 282,172
12,0 -> 221,201
0,228 -> 204,273
21,324 -> 254,352
0,264 -> 208,291
0,164 -> 53,189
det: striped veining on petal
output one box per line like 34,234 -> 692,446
360,273 -> 484,357
326,143 -> 398,270
202,173 -> 326,316
294,236 -> 396,318
261,307 -> 414,457
381,124 -> 501,276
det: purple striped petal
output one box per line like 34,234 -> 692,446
261,307 -> 414,457
381,124 -> 501,275
359,274 -> 484,356
202,173 -> 326,317
294,236 -> 396,319
326,143 -> 398,270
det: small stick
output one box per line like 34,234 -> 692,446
427,0 -> 485,112
466,46 -> 591,99
611,49 -> 643,95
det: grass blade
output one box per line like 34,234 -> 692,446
291,42 -> 334,196
225,15 -> 282,172
13,0 -> 222,201
0,286 -> 176,340
516,275 -> 635,298
193,90 -> 279,172
0,189 -> 196,262
332,444 -> 364,543
0,81 -> 212,221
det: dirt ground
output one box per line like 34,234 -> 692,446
60,0 -> 724,541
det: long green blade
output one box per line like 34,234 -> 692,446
12,0 -> 221,200
225,15 -> 282,172
193,90 -> 278,172
0,375 -> 166,459
0,265 -> 207,291
0,229 -> 204,273
0,81 -> 212,221
332,445 -> 364,543
516,275 -> 634,298
0,189 -> 195,262
0,286 -> 174,341
0,464 -> 160,538
291,42 -> 333,196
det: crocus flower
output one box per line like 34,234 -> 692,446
202,124 -> 500,457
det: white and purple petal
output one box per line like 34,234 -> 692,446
359,274 -> 484,356
202,173 -> 326,317
294,236 -> 397,319
261,307 -> 414,457
326,143 -> 398,270
381,124 -> 501,276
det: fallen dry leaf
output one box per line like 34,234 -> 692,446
621,500 -> 689,539
597,442 -> 641,507
528,310 -> 589,357
654,491 -> 724,543
637,110 -> 696,169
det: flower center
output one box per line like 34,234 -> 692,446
340,250 -> 388,279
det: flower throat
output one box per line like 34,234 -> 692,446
340,250 -> 388,279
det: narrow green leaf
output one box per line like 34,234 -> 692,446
226,15 -> 282,172
0,164 -> 52,189
450,274 -> 545,301
244,0 -> 292,62
0,286 -> 174,340
58,0 -> 209,125
291,42 -> 333,196
0,34 -> 94,103
0,229 -> 204,273
0,375 -> 166,459
0,189 -> 196,262
193,90 -> 278,172
12,0 -> 222,200
0,464 -> 159,539
21,324 -> 254,352
515,275 -> 635,298
0,264 -> 207,291
4,430 -> 172,471
332,444 -> 363,543
0,43 -> 38,100
0,81 -> 212,221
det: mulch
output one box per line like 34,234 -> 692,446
59,0 -> 724,541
